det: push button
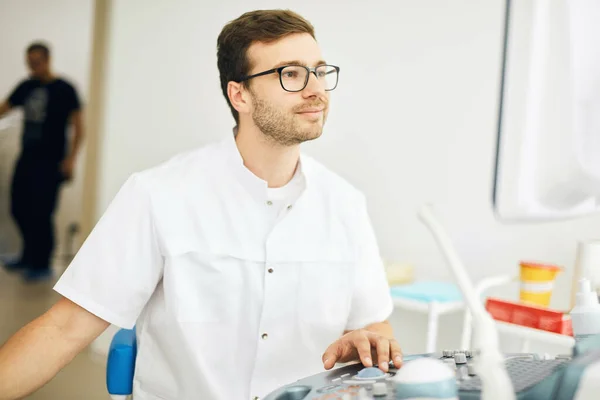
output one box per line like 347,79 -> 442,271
356,367 -> 385,379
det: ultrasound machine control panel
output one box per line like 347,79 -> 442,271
264,343 -> 600,400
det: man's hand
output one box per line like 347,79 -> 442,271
322,328 -> 403,373
0,101 -> 11,119
60,156 -> 76,181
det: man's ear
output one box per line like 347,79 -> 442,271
228,81 -> 251,116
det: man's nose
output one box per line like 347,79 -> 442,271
302,72 -> 326,97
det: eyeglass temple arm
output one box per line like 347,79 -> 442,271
239,68 -> 278,82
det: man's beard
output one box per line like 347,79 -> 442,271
250,92 -> 327,147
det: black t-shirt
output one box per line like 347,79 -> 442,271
8,77 -> 81,162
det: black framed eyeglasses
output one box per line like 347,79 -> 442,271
238,64 -> 340,92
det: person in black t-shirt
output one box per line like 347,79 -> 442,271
0,42 -> 85,282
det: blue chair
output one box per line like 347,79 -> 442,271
106,327 -> 137,400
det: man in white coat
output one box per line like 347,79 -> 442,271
0,9 -> 402,400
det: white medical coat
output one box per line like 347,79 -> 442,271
54,134 -> 394,399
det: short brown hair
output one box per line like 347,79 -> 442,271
217,10 -> 316,123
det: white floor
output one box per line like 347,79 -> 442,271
0,263 -> 110,400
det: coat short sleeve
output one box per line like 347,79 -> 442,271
54,173 -> 164,329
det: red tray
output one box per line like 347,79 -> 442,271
485,297 -> 573,336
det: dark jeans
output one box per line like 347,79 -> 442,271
10,154 -> 65,271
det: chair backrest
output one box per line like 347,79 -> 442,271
106,327 -> 137,397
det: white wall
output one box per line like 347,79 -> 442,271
93,0 -> 600,354
0,0 -> 95,261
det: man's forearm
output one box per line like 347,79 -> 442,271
67,128 -> 83,160
0,316 -> 79,399
66,110 -> 84,160
0,298 -> 109,400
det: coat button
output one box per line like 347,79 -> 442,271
268,268 -> 274,273
262,333 -> 268,340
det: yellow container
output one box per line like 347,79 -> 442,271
520,290 -> 553,307
519,261 -> 562,307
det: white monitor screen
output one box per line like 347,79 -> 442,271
493,0 -> 600,222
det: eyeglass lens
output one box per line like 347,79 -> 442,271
280,65 -> 338,91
